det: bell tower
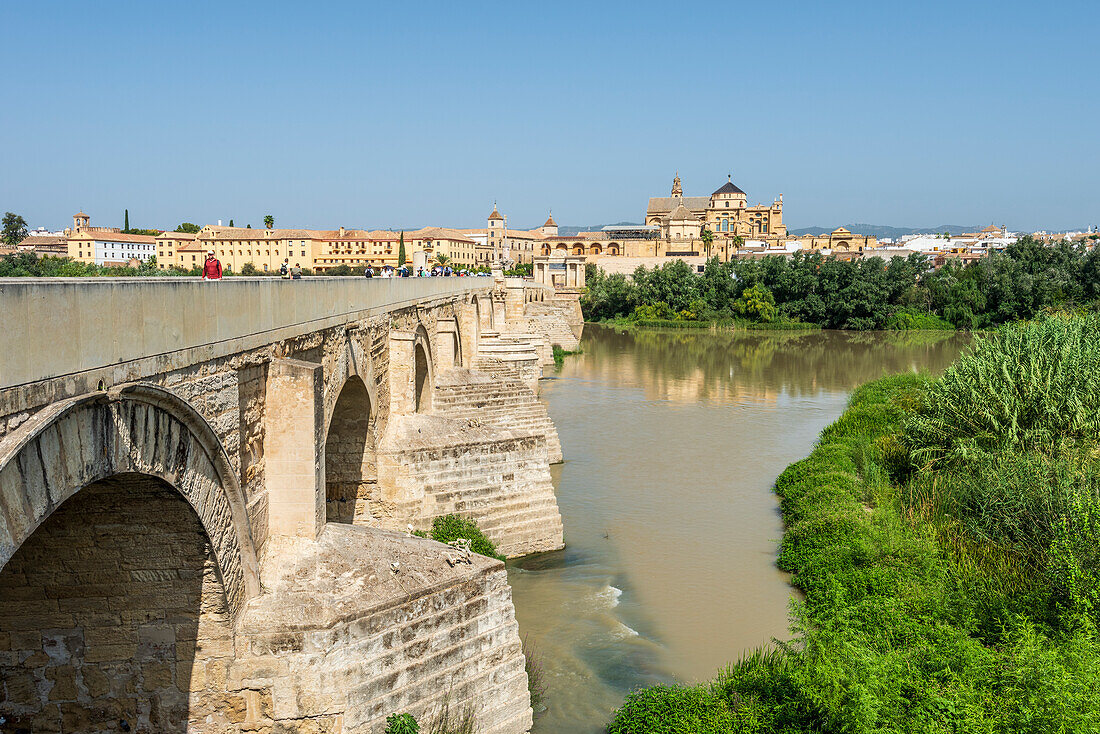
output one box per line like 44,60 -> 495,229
671,172 -> 683,197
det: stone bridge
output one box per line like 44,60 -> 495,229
0,275 -> 583,733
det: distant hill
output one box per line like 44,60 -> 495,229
789,223 -> 979,239
558,222 -> 642,236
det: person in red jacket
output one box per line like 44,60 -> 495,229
202,251 -> 222,280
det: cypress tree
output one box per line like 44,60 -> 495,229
398,232 -> 406,267
124,209 -> 129,232
229,219 -> 234,227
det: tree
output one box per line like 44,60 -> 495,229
700,228 -> 714,255
398,232 -> 406,267
247,224 -> 252,228
2,212 -> 28,246
175,222 -> 201,234
229,219 -> 234,227
124,209 -> 130,232
263,215 -> 274,229
433,253 -> 451,267
733,282 -> 778,322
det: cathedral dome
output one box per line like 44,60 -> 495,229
712,176 -> 746,196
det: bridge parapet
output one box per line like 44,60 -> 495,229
0,277 -> 506,391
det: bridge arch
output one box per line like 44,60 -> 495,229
324,374 -> 376,524
472,292 -> 493,332
413,325 -> 434,413
0,383 -> 259,618
437,317 -> 463,368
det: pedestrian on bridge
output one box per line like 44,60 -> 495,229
202,251 -> 222,280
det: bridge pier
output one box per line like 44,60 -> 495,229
265,358 -> 326,540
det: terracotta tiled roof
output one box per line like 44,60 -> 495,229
488,207 -> 503,221
669,203 -> 698,221
647,196 -> 710,213
200,227 -> 325,240
409,227 -> 478,244
155,232 -> 198,240
543,213 -> 556,227
68,230 -> 156,244
18,235 -> 66,248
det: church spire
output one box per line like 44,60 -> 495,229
671,171 -> 682,197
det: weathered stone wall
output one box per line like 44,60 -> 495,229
0,476 -> 237,733
521,302 -> 582,353
435,369 -> 563,464
235,525 -> 532,733
376,415 -> 564,558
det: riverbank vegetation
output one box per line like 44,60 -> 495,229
607,314 -> 1100,733
552,345 -> 582,367
583,237 -> 1100,331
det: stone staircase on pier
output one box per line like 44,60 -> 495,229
435,368 -> 563,464
472,331 -> 544,391
377,413 -> 564,557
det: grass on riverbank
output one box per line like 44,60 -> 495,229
607,314 -> 1100,733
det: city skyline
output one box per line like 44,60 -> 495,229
4,0 -> 1098,232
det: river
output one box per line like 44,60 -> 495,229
507,324 -> 970,733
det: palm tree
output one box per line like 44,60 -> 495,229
433,253 -> 451,267
700,228 -> 714,256
264,215 -> 274,229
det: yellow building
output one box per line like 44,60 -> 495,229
66,230 -> 157,266
155,231 -> 198,269
457,207 -> 559,266
196,226 -> 323,274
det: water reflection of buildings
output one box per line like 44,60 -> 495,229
572,327 -> 969,406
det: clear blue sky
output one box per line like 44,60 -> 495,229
4,0 -> 1097,232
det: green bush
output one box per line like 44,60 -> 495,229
886,308 -> 956,330
414,515 -> 504,561
385,713 -> 418,734
906,315 -> 1100,467
607,684 -> 739,734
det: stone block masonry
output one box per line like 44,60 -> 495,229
236,525 -> 532,733
0,477 -> 239,733
435,368 -> 563,464
376,414 -> 564,558
0,277 -> 580,731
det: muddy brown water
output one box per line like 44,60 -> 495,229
507,325 -> 970,733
